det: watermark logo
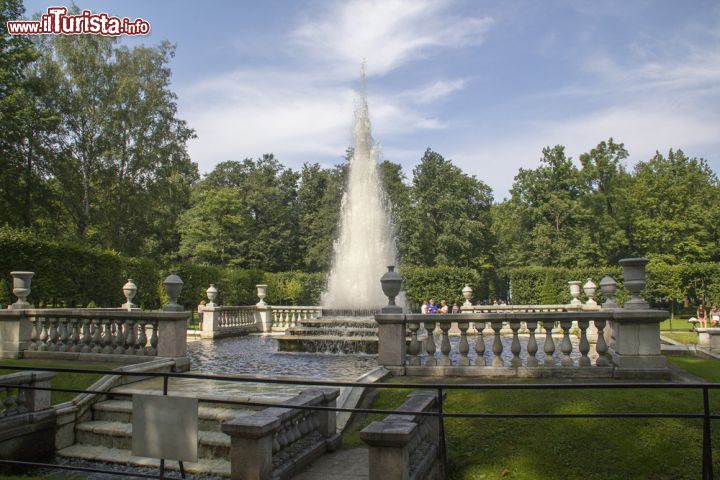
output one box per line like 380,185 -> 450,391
7,7 -> 150,36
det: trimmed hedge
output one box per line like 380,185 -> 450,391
3,225 -> 718,312
504,265 -> 626,305
401,265 -> 482,311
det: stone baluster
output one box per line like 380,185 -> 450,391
37,316 -> 48,351
439,322 -> 451,366
595,318 -> 610,366
29,316 -> 39,351
526,320 -> 539,367
80,318 -> 91,353
407,322 -> 420,366
102,319 -> 113,354
491,321 -> 503,367
458,321 -> 470,366
125,320 -> 136,355
474,328 -> 486,366
114,320 -> 125,354
148,321 -> 158,356
70,318 -> 81,352
109,320 -> 118,354
543,320 -> 556,366
91,318 -> 102,353
425,321 -> 437,367
559,319 -> 573,366
46,317 -> 59,351
58,317 -> 69,352
578,319 -> 591,367
3,387 -> 18,416
510,321 -> 521,367
137,320 -> 148,355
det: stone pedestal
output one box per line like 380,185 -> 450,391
0,311 -> 31,359
157,315 -> 188,358
376,315 -> 406,372
254,305 -> 272,333
201,307 -> 219,339
361,421 -> 415,480
696,328 -> 720,350
223,415 -> 278,480
609,309 -> 669,377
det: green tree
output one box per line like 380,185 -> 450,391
578,138 -> 633,264
403,149 -> 494,269
506,145 -> 590,267
629,149 -> 720,263
179,156 -> 300,270
296,162 -> 344,271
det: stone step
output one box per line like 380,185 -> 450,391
285,327 -> 378,337
75,421 -> 230,459
57,444 -> 230,477
298,319 -> 378,329
276,335 -> 378,354
93,399 -> 250,432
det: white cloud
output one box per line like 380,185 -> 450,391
181,0 -> 485,174
291,0 -> 493,76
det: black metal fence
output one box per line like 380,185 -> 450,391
0,365 -> 718,480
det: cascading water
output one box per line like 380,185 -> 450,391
320,68 -> 401,310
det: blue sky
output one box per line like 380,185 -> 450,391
23,0 -> 720,200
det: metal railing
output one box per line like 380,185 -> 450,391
0,365 -> 718,480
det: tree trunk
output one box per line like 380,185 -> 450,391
23,134 -> 33,228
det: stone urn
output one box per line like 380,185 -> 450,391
583,278 -> 597,306
163,273 -> 184,312
462,284 -> 473,307
10,271 -> 34,309
206,284 -> 218,308
599,275 -> 618,309
568,281 -> 582,305
122,279 -> 138,310
380,266 -> 402,313
619,257 -> 649,309
256,284 -> 268,306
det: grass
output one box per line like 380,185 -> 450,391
0,359 -> 121,404
344,356 -> 720,480
663,331 -> 699,344
660,316 -> 697,331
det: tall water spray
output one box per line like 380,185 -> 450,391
321,70 -> 400,310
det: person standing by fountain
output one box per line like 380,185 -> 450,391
421,299 -> 429,314
428,298 -> 438,314
439,299 -> 449,313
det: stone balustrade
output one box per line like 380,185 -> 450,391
0,370 -> 54,418
376,308 -> 668,378
201,306 -> 257,339
462,304 -> 586,313
0,309 -> 188,361
222,388 -> 341,480
270,306 -> 322,332
0,370 -> 57,463
360,390 -> 441,480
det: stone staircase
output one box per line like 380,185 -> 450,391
276,317 -> 379,354
57,398 -> 255,477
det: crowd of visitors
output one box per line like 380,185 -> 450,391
420,298 -> 460,314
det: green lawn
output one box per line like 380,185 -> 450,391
660,316 -> 697,331
0,359 -> 120,405
345,357 -> 720,480
663,331 -> 699,345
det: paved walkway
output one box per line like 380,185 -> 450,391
291,448 -> 369,480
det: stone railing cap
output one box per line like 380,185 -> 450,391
360,420 -> 417,447
0,371 -> 55,384
222,414 -> 281,437
611,309 -> 668,323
